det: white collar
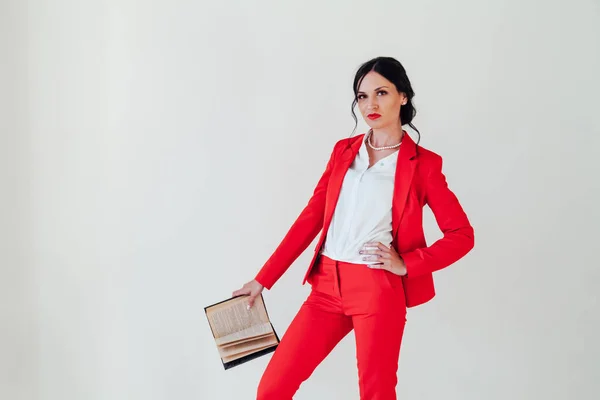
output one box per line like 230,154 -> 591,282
357,133 -> 399,168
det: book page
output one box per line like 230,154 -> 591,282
206,295 -> 269,338
222,339 -> 279,363
220,332 -> 273,348
215,322 -> 273,346
218,334 -> 278,358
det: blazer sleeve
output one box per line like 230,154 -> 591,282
254,141 -> 340,289
400,154 -> 475,278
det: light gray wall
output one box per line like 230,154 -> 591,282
2,0 -> 599,399
1,1 -> 36,399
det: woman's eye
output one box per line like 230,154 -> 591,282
357,91 -> 385,99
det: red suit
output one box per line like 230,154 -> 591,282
255,132 -> 474,399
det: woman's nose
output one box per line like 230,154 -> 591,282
368,100 -> 379,110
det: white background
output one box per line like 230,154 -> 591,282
1,0 -> 599,399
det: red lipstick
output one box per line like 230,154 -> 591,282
367,113 -> 381,120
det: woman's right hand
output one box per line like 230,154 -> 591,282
232,279 -> 264,309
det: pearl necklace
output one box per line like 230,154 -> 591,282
367,129 -> 403,151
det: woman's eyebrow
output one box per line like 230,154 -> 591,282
357,86 -> 389,94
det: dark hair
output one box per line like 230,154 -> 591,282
349,56 -> 421,153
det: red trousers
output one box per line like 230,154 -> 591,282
257,255 -> 407,399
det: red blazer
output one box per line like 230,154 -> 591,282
255,132 -> 474,308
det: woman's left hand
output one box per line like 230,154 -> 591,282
360,242 -> 407,276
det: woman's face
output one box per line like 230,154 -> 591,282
356,71 -> 407,130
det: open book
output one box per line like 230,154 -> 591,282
204,293 -> 279,370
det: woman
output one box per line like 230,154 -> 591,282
233,56 -> 474,400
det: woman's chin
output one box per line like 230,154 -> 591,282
365,120 -> 384,129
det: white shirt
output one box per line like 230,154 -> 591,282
320,134 -> 399,265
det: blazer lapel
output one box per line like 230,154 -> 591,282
392,132 -> 418,243
322,134 -> 364,230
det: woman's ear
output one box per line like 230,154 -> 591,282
400,93 -> 408,105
